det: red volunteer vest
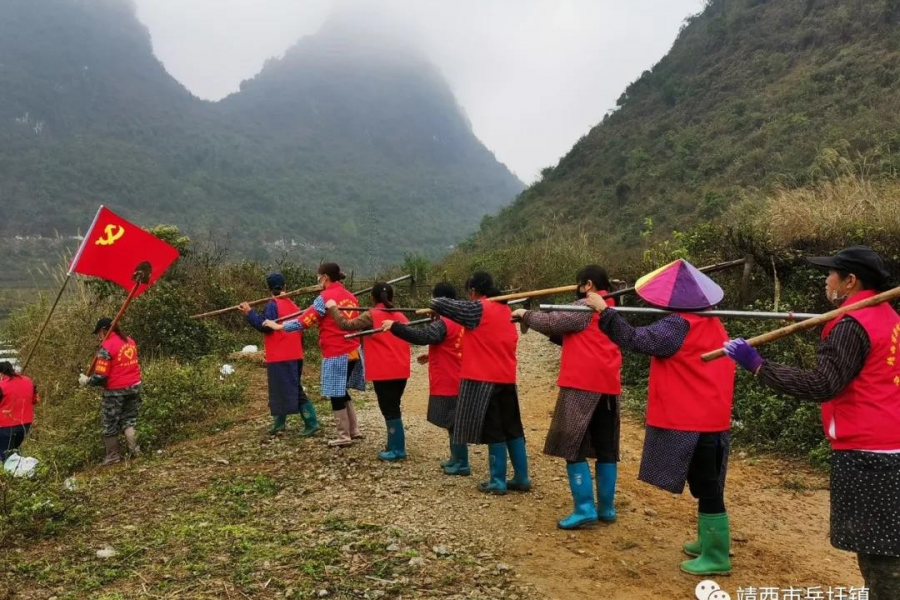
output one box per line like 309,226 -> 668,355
98,335 -> 142,390
429,317 -> 464,396
302,283 -> 361,359
0,375 -> 37,427
364,306 -> 411,381
264,296 -> 304,363
819,290 -> 900,450
646,313 -> 735,431
460,299 -> 518,384
558,295 -> 622,395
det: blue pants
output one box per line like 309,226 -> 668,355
0,424 -> 31,460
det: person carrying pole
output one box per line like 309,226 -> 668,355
79,318 -> 144,465
381,282 -> 467,474
264,263 -> 365,447
239,272 -> 319,437
430,271 -> 530,495
512,265 -> 622,528
584,259 -> 736,576
326,282 -> 412,462
722,246 -> 900,599
0,361 -> 38,460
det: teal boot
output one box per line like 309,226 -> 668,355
506,437 -> 532,492
558,462 -> 599,529
478,443 -> 508,494
680,513 -> 733,576
443,443 -> 471,476
440,435 -> 456,468
378,418 -> 407,461
299,402 -> 321,437
595,462 -> 618,522
268,415 -> 286,435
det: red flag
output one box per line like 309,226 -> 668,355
69,206 -> 179,296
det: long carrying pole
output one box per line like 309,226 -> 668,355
701,285 -> 900,362
189,284 -> 323,320
353,274 -> 413,296
273,273 -> 417,324
540,304 -> 821,321
347,299 -> 530,339
86,263 -> 152,375
415,258 -> 747,316
338,306 -> 421,313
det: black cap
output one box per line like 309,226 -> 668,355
807,246 -> 892,286
93,317 -> 113,334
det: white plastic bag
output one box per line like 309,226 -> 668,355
240,345 -> 258,354
3,453 -> 39,478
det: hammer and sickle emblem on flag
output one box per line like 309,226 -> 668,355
95,224 -> 125,246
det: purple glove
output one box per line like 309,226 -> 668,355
723,338 -> 763,374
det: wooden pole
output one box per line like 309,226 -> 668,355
343,317 -> 432,339
337,306 -> 422,313
273,275 -> 417,323
701,285 -> 900,362
86,263 -> 152,375
416,258 -> 748,315
20,274 -> 72,373
189,284 -> 322,320
540,304 -> 820,321
353,274 -> 413,297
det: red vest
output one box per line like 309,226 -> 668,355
264,296 -> 304,363
0,375 -> 37,427
429,317 -> 464,396
364,306 -> 411,381
558,295 -> 622,395
819,290 -> 900,450
301,283 -> 361,359
646,313 -> 735,431
460,299 -> 518,384
97,335 -> 142,390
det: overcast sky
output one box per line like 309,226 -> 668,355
134,0 -> 703,183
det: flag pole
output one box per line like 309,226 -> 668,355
20,206 -> 104,373
86,262 -> 151,376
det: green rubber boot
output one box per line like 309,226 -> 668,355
299,402 -> 321,437
683,532 -> 702,558
268,415 -> 287,435
680,513 -> 732,576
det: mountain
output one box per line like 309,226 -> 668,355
452,0 -> 900,256
0,0 -> 523,282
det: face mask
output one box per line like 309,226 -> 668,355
576,285 -> 588,300
828,287 -> 847,308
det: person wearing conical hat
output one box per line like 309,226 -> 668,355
512,265 -> 622,529
723,247 -> 900,598
239,272 -> 319,437
585,259 -> 736,576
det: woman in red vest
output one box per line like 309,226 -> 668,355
0,361 -> 38,460
327,282 -> 412,461
431,271 -> 529,494
513,265 -> 622,529
79,318 -> 144,465
724,246 -> 900,598
585,259 -> 736,576
381,282 -> 467,474
264,263 -> 366,447
239,272 -> 319,437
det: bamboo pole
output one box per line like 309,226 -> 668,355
540,304 -> 820,321
343,317 -> 433,339
337,306 -> 422,313
189,284 -> 322,320
20,274 -> 71,373
701,286 -> 900,362
273,274 -> 418,323
353,274 -> 413,296
416,258 -> 748,316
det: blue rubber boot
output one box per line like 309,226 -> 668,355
440,434 -> 456,468
558,462 -> 599,529
378,418 -> 407,461
477,443 -> 508,494
299,402 -> 321,437
506,437 -> 532,492
443,443 -> 471,476
595,462 -> 618,522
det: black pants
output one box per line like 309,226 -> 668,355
687,433 -> 727,514
373,379 -> 407,420
0,424 -> 30,460
480,384 -> 525,444
858,554 -> 900,600
330,360 -> 360,411
578,397 -> 618,463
